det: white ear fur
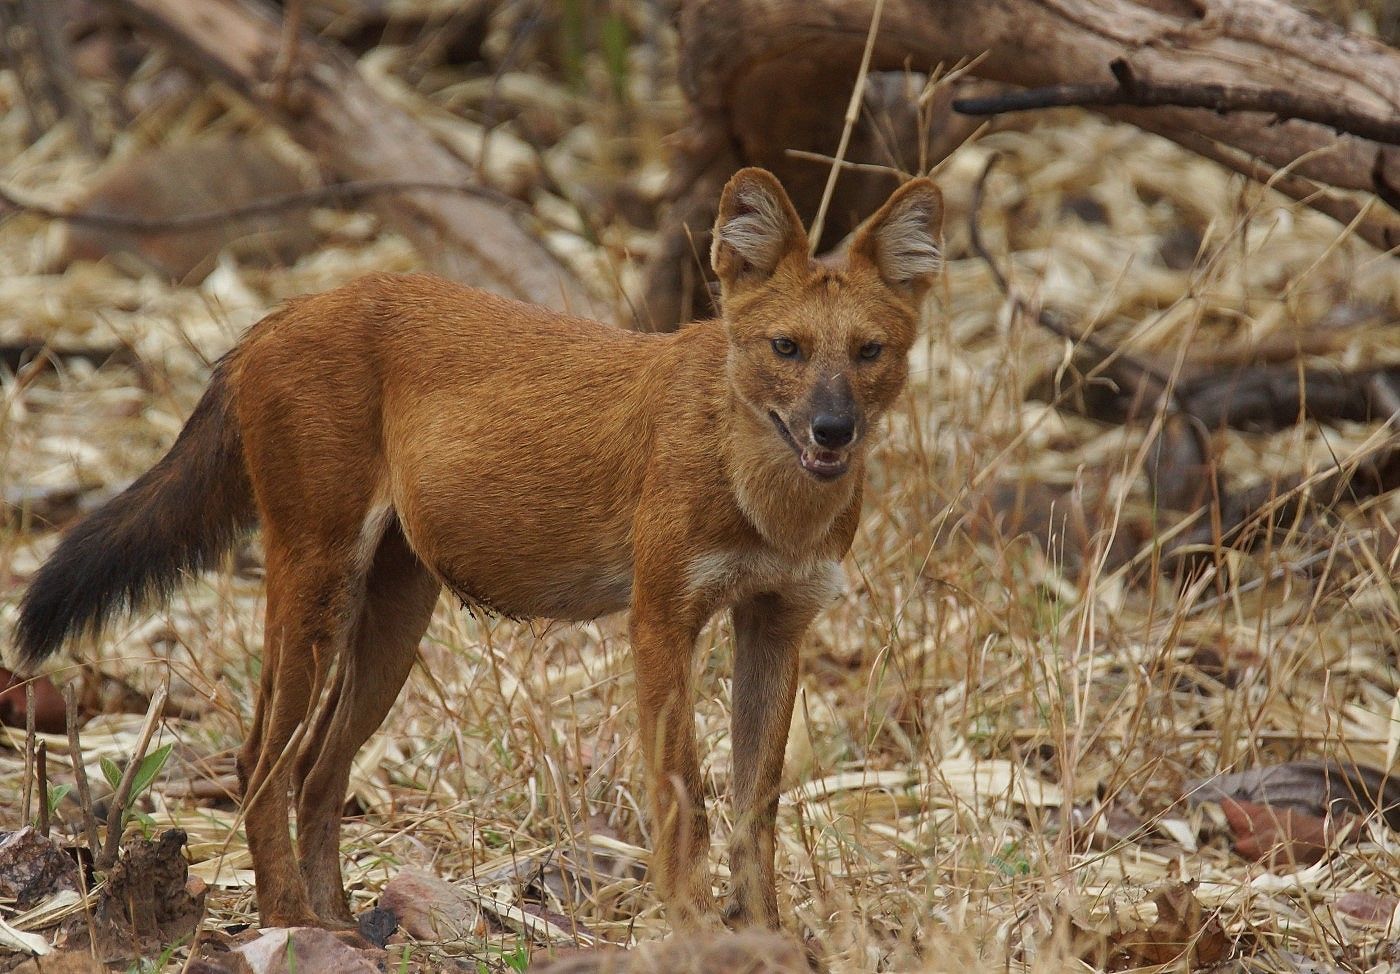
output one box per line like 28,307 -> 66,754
711,169 -> 806,286
858,181 -> 944,295
874,197 -> 942,282
714,183 -> 788,272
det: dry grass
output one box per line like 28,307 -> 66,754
2,8 -> 1400,973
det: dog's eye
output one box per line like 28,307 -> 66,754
859,341 -> 883,361
771,337 -> 800,359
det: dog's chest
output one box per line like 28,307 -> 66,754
683,546 -> 844,608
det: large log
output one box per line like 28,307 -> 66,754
108,0 -> 603,318
642,0 -> 1400,329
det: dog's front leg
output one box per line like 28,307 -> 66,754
723,591 -> 814,929
630,594 -> 715,929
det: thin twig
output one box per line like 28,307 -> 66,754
808,0 -> 885,254
785,149 -> 906,179
65,682 -> 101,860
1011,727 -> 1393,746
0,178 -> 522,234
952,58 -> 1400,147
98,681 -> 168,870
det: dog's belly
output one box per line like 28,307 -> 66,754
431,542 -> 634,623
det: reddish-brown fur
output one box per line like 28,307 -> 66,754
14,169 -> 943,930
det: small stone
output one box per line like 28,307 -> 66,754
530,929 -> 814,973
1335,891 -> 1399,925
378,868 -> 482,941
356,906 -> 398,948
10,950 -> 106,974
234,927 -> 382,974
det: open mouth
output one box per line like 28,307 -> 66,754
768,411 -> 849,480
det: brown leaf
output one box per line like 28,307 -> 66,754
1187,760 -> 1400,830
1099,883 -> 1232,970
1220,798 -> 1339,868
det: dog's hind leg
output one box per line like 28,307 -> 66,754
293,517 -> 440,923
238,532 -> 362,928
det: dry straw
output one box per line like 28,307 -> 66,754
1,18 -> 1399,974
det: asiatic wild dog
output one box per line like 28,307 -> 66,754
13,168 -> 943,930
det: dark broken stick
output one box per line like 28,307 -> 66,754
953,58 -> 1400,147
1166,444 -> 1400,575
36,741 -> 49,837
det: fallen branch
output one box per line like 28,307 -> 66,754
1166,443 -> 1400,575
107,0 -> 603,317
953,58 -> 1400,148
646,0 -> 1400,329
0,177 -> 524,234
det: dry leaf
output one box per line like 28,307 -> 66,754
1220,798 -> 1341,868
1187,760 -> 1400,830
1091,882 -> 1233,970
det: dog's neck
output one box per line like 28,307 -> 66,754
722,393 -> 859,557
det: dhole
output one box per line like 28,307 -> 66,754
13,168 -> 942,930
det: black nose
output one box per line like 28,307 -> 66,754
811,414 -> 856,448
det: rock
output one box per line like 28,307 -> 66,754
234,928 -> 381,974
1334,891 -> 1398,925
355,906 -> 398,948
0,828 -> 80,910
9,950 -> 107,973
186,959 -> 255,974
531,930 -> 814,973
378,868 -> 483,940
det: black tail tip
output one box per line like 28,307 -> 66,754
12,588 -> 74,674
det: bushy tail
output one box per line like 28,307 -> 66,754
13,360 -> 255,670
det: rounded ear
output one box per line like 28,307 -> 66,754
711,168 -> 809,302
850,178 -> 944,300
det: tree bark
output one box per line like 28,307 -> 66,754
108,0 -> 604,319
644,0 -> 1400,329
